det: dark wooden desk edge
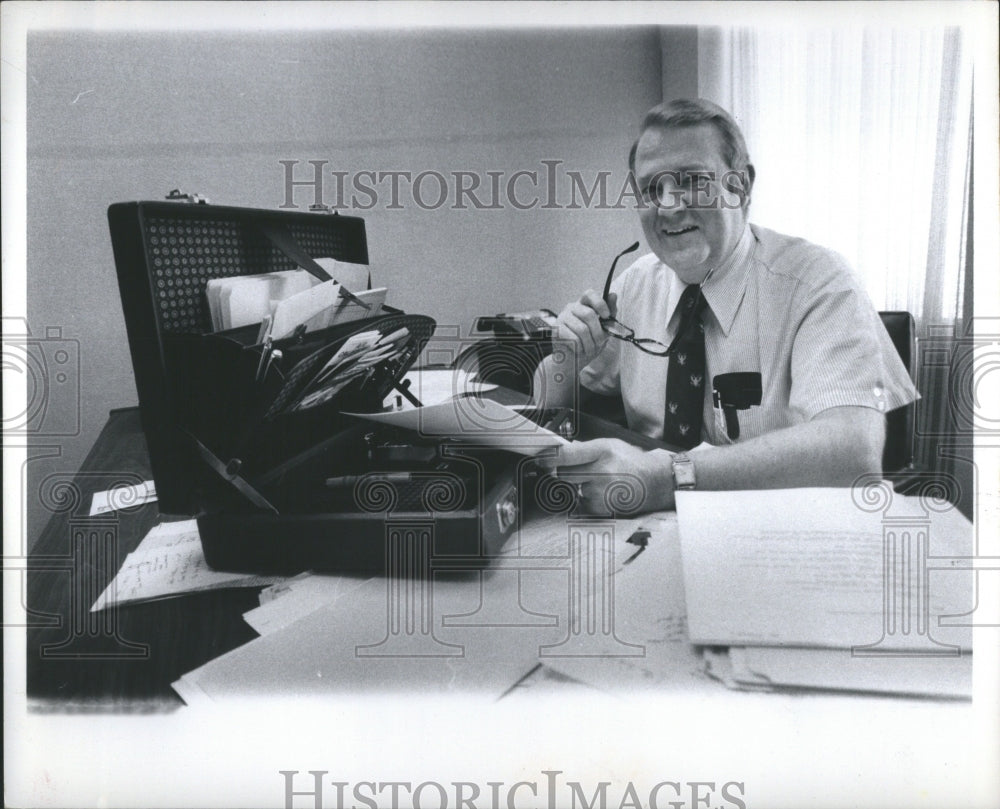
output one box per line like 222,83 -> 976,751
26,407 -> 260,711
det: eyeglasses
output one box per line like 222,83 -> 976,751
599,242 -> 675,357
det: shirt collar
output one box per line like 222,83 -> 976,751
699,224 -> 756,337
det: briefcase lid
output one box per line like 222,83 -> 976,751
107,199 -> 432,514
108,199 -> 370,337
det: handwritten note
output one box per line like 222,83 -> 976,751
91,521 -> 282,612
676,488 -> 974,651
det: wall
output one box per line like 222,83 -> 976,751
25,27 -> 694,546
660,26 -> 698,101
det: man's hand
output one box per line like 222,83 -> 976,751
532,289 -> 616,409
552,438 -> 675,515
556,289 -> 618,367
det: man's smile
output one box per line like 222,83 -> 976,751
662,225 -> 699,237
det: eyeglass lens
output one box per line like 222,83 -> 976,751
600,243 -> 672,357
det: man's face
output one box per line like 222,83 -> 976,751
633,123 -> 748,284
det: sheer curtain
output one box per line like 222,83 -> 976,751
696,27 -> 975,511
697,26 -> 973,327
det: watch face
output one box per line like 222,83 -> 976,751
673,456 -> 696,489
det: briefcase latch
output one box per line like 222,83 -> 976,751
165,188 -> 210,205
495,490 -> 518,532
308,203 -> 339,215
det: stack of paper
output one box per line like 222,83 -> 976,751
204,261 -> 385,337
91,520 -> 284,612
170,512 -> 701,704
676,488 -> 974,698
171,569 -> 555,701
206,270 -> 315,331
266,281 -> 386,341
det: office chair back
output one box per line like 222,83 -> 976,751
878,311 -> 916,473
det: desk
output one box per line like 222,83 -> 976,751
26,407 -> 972,708
25,406 -> 682,706
26,408 -> 259,709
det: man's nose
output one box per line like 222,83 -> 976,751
656,185 -> 688,215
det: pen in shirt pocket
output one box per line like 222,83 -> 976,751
712,372 -> 762,441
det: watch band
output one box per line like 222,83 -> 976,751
672,452 -> 697,490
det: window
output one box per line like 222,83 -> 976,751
698,26 -> 973,326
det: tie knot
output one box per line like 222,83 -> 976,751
680,283 -> 707,315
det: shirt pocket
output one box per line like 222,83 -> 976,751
711,401 -> 736,445
709,368 -> 766,444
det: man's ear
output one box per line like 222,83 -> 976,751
742,163 -> 756,208
722,164 -> 755,208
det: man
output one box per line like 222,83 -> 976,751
533,98 -> 917,513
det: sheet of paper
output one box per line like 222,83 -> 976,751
173,569 -> 558,700
345,399 -> 568,455
206,270 -> 315,331
173,515 -> 657,702
89,479 -> 157,515
170,671 -> 216,709
701,646 -> 769,691
314,257 -> 371,292
243,573 -> 371,636
269,284 -> 387,340
729,646 -> 972,699
268,279 -> 343,340
500,665 -> 598,701
135,518 -> 199,549
223,277 -> 278,330
257,571 -> 316,605
324,286 -> 386,329
91,523 -> 283,611
382,369 -> 497,410
539,512 -> 714,694
676,488 -> 974,651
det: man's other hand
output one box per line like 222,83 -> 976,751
556,289 -> 617,367
553,438 -> 675,515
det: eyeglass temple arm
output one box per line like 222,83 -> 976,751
603,242 -> 641,304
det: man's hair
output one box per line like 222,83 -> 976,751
628,98 -> 755,201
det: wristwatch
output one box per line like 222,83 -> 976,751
671,452 -> 697,490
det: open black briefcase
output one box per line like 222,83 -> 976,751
108,199 -> 520,575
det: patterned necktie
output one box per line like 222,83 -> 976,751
663,284 -> 708,449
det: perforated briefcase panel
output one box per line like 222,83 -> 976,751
113,202 -> 369,336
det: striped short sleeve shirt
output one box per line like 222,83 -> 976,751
579,224 -> 918,445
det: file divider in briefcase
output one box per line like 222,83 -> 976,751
108,200 -> 519,575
